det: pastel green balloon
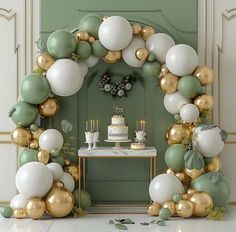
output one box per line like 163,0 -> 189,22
52,155 -> 64,166
78,14 -> 103,38
143,61 -> 161,77
73,189 -> 92,210
18,149 -> 38,167
159,208 -> 171,220
172,193 -> 182,203
50,149 -> 60,158
165,144 -> 187,171
91,40 -> 107,58
1,206 -> 13,218
9,101 -> 38,127
147,53 -> 156,62
20,73 -> 50,104
47,30 -> 77,58
178,75 -> 202,98
76,41 -> 92,59
30,123 -> 38,132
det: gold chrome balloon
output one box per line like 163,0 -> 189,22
103,16 -> 109,21
26,197 -> 46,219
64,165 -> 80,181
175,172 -> 189,185
88,36 -> 95,43
205,155 -> 221,172
33,66 -> 44,74
162,201 -> 176,215
38,98 -> 59,118
32,128 -> 44,140
147,202 -> 161,216
52,180 -> 65,189
193,65 -> 213,86
103,50 -> 121,63
29,139 -> 39,149
64,159 -> 71,166
135,48 -> 149,61
182,193 -> 189,200
185,168 -> 204,179
190,192 -> 213,217
142,26 -> 155,40
38,150 -> 50,164
194,94 -> 213,112
187,188 -> 196,197
166,168 -> 175,175
76,31 -> 89,41
160,73 -> 178,94
160,64 -> 170,77
167,123 -> 191,144
36,53 -> 54,71
132,23 -> 142,35
11,127 -> 31,147
13,208 -> 27,219
176,200 -> 194,218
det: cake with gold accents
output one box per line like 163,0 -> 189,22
108,115 -> 128,141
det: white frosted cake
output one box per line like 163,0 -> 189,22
108,115 -> 128,141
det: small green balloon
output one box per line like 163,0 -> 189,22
78,14 -> 103,38
52,155 -> 64,166
143,61 -> 161,77
47,30 -> 77,59
1,206 -> 13,218
91,40 -> 107,58
159,208 -> 171,220
73,189 -> 92,210
147,53 -> 156,62
178,75 -> 202,98
50,149 -> 60,158
172,193 -> 182,203
18,149 -> 38,167
30,123 -> 38,132
76,41 -> 92,59
20,73 -> 50,104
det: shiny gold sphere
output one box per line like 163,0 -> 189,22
64,159 -> 71,166
185,168 -> 204,179
176,200 -> 194,218
160,64 -> 170,77
166,168 -> 175,175
135,48 -> 149,61
167,123 -> 191,144
88,36 -> 95,43
52,180 -> 65,189
103,50 -> 121,63
162,201 -> 176,215
132,23 -> 142,35
147,202 -> 162,216
38,98 -> 59,118
187,188 -> 197,197
26,197 -> 46,219
160,73 -> 178,94
33,66 -> 44,74
194,94 -> 213,112
193,65 -> 214,86
38,150 -> 50,164
142,26 -> 155,40
13,208 -> 27,219
64,165 -> 80,181
29,139 -> 39,149
76,31 -> 89,41
182,193 -> 189,200
36,53 -> 54,71
205,155 -> 221,172
175,172 -> 189,185
31,128 -> 44,140
11,127 -> 31,147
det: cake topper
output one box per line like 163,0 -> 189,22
113,106 -> 124,114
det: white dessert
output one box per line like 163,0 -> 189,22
111,115 -> 125,125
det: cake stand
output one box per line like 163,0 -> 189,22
104,139 -> 131,149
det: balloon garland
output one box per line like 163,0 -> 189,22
3,14 -> 229,220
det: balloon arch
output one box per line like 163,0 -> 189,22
2,14 -> 230,220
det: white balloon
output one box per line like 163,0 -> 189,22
193,126 -> 224,157
180,103 -> 199,123
98,16 -> 132,51
78,61 -> 88,76
39,129 -> 63,152
164,92 -> 190,114
166,44 -> 198,76
60,172 -> 75,192
47,162 -> 64,180
146,33 -> 175,63
86,55 -> 99,67
149,174 -> 183,204
122,37 -> 145,67
15,162 -> 53,198
10,194 -> 28,210
46,59 -> 84,96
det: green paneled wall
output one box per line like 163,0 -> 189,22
41,0 -> 197,203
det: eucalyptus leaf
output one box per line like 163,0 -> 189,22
184,150 -> 205,170
200,124 -> 217,131
115,218 -> 135,224
207,207 -> 225,221
109,220 -> 114,224
61,119 -> 73,134
220,130 -> 227,142
149,220 -> 157,224
36,37 -> 48,52
140,222 -> 149,226
206,172 -> 223,185
156,220 -> 166,226
115,223 -> 128,230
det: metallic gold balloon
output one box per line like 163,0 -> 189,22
44,187 -> 74,218
167,124 -> 191,144
52,180 -> 64,188
182,193 -> 189,200
103,50 -> 121,63
205,155 -> 221,172
176,200 -> 194,218
33,66 -> 44,74
132,23 -> 142,35
64,159 -> 71,166
142,26 -> 155,40
147,202 -> 161,216
160,73 -> 178,94
36,53 -> 54,71
13,208 -> 26,219
38,150 -> 50,164
176,172 -> 189,185
29,139 -> 39,149
76,31 -> 89,41
103,16 -> 109,21
162,201 -> 176,215
190,192 -> 213,217
194,94 -> 213,112
166,168 -> 175,175
135,48 -> 149,61
11,127 -> 31,147
32,128 -> 44,140
88,36 -> 95,43
38,98 -> 59,118
64,165 -> 80,181
185,168 -> 204,179
160,64 -> 170,77
193,65 -> 213,86
187,188 -> 196,197
26,197 -> 46,219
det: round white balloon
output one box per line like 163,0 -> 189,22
15,162 -> 53,198
146,33 -> 175,63
39,129 -> 63,152
98,16 -> 132,51
86,55 -> 99,67
47,162 -> 64,180
166,44 -> 198,76
149,173 -> 183,204
180,103 -> 199,123
164,92 -> 191,114
10,194 -> 28,210
46,59 -> 84,96
78,61 -> 88,77
60,172 -> 75,192
122,37 -> 145,67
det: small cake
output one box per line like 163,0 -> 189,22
130,143 -> 146,150
108,115 -> 128,141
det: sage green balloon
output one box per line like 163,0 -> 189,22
20,73 -> 50,104
178,75 -> 202,98
47,30 -> 77,58
91,40 -> 107,58
18,149 -> 38,167
52,155 -> 64,166
9,101 -> 38,127
143,61 -> 161,77
1,206 -> 13,218
165,144 -> 187,171
172,193 -> 182,203
159,208 -> 171,220
73,189 -> 92,210
78,14 -> 103,38
76,41 -> 92,59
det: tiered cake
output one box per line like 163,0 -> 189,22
108,115 -> 128,141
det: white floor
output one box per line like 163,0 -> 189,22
0,206 -> 236,232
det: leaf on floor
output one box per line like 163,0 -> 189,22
115,223 -> 128,230
207,207 -> 225,221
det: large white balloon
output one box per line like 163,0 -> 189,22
166,44 -> 198,76
46,59 -> 84,96
98,16 -> 132,51
10,194 -> 28,210
78,61 -> 88,77
164,92 -> 190,114
47,162 -> 64,180
180,103 -> 199,123
15,162 -> 53,198
39,129 -> 64,152
146,33 -> 175,63
193,126 -> 224,157
86,55 -> 99,67
149,174 -> 183,204
60,172 -> 75,192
